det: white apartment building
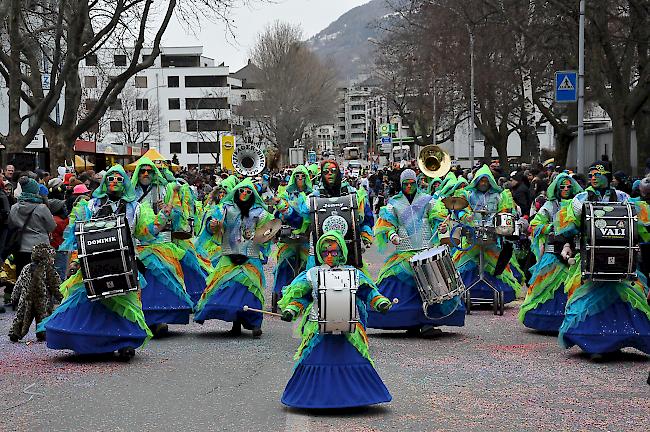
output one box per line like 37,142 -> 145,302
79,46 -> 245,168
336,86 -> 372,155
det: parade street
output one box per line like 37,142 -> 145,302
0,245 -> 647,432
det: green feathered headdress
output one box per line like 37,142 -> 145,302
93,165 -> 136,202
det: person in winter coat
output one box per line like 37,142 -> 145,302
9,244 -> 62,342
8,177 -> 57,277
47,199 -> 69,280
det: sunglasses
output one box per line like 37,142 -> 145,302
107,176 -> 124,183
321,249 -> 340,257
240,188 -> 252,195
558,185 -> 572,190
295,174 -> 306,179
140,168 -> 153,174
322,168 -> 337,175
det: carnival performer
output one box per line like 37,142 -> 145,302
194,179 -> 274,338
278,230 -> 393,409
368,169 -> 465,335
519,173 -> 583,332
282,159 -> 374,269
557,162 -> 650,356
271,165 -> 313,310
132,158 -> 194,335
163,168 -> 210,306
453,165 -> 521,304
195,183 -> 228,267
38,166 -> 154,359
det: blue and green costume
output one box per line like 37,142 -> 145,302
39,165 -> 153,354
194,178 -> 274,330
279,231 -> 392,409
519,173 -> 583,332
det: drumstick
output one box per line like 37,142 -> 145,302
242,305 -> 283,318
392,298 -> 399,304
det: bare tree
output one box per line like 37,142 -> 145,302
0,0 -> 259,171
244,22 -> 339,168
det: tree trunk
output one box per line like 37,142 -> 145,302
610,113 -> 633,174
554,130 -> 574,169
634,100 -> 650,176
46,133 -> 75,174
495,138 -> 510,175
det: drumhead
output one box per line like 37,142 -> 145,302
410,246 -> 448,262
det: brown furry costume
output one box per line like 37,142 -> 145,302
9,244 -> 62,341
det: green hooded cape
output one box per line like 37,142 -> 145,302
546,172 -> 583,201
220,177 -> 268,212
285,165 -> 313,195
131,156 -> 168,188
467,165 -> 502,193
92,165 -> 137,202
315,230 -> 348,266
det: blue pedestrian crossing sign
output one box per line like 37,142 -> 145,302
555,71 -> 578,103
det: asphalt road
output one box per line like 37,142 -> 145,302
1,245 -> 648,432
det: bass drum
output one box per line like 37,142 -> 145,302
580,202 -> 638,281
75,214 -> 139,300
310,195 -> 362,268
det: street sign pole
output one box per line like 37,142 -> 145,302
577,0 -> 585,174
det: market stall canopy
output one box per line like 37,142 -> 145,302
74,155 -> 95,171
125,148 -> 170,171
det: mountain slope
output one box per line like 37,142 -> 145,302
307,0 -> 395,82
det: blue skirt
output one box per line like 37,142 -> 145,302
181,254 -> 208,306
274,256 -> 300,295
194,282 -> 263,329
43,290 -> 148,354
461,265 -> 517,304
367,276 -> 465,329
560,297 -> 650,355
141,270 -> 192,326
282,335 -> 392,409
522,287 -> 567,332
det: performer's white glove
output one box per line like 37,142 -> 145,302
390,233 -> 400,245
561,243 -> 574,263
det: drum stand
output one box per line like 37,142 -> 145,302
463,243 -> 505,316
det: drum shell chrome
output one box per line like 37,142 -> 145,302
315,268 -> 359,334
494,212 -> 517,236
581,202 -> 638,281
75,215 -> 139,301
409,246 -> 465,304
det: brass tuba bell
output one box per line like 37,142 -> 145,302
417,145 -> 451,179
232,143 -> 266,177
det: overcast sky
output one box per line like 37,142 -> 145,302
161,0 -> 370,71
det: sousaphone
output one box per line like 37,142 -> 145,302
417,145 -> 451,179
232,143 -> 266,177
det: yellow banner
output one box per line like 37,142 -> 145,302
221,135 -> 235,171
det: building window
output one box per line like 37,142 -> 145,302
168,98 -> 180,110
114,54 -> 127,66
185,98 -> 228,110
136,121 -> 149,133
109,99 -> 122,110
170,142 -> 182,154
187,142 -> 218,154
84,98 -> 98,111
110,121 -> 123,132
168,76 -> 179,87
134,76 -> 148,88
474,128 -> 485,141
84,76 -> 97,88
241,94 -> 247,100
168,120 -> 181,132
184,75 -> 228,88
136,98 -> 149,110
186,119 -> 229,132
85,54 -> 98,66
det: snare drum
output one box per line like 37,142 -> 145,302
581,202 -> 638,281
409,246 -> 465,307
75,215 -> 139,301
494,212 -> 517,236
314,268 -> 359,334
